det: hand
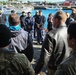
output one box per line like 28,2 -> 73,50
28,25 -> 31,29
37,24 -> 40,28
35,73 -> 38,75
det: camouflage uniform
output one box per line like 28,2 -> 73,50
0,48 -> 35,75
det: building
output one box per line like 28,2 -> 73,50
63,1 -> 71,6
66,0 -> 76,5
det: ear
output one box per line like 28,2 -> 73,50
71,38 -> 76,45
18,20 -> 20,24
55,18 -> 58,22
55,18 -> 59,23
55,18 -> 60,26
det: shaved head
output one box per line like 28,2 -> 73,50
54,11 -> 67,22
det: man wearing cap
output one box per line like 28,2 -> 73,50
8,13 -> 34,62
0,24 -> 35,75
0,10 -> 6,24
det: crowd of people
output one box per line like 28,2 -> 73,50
0,8 -> 76,75
20,10 -> 46,44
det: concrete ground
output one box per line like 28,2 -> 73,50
31,40 -> 47,75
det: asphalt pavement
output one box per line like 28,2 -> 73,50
31,40 -> 42,68
31,40 -> 47,75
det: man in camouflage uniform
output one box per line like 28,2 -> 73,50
0,24 -> 35,75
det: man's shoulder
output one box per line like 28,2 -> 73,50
20,29 -> 28,34
30,17 -> 34,20
47,27 -> 67,39
57,26 -> 67,36
0,53 -> 29,74
47,29 -> 57,37
2,14 -> 6,16
13,53 -> 28,60
19,29 -> 28,38
60,54 -> 76,69
55,56 -> 76,75
25,17 -> 29,19
12,53 -> 29,67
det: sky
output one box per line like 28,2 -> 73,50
1,0 -> 65,2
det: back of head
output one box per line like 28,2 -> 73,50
8,13 -> 20,26
0,24 -> 11,47
68,21 -> 76,39
72,8 -> 76,11
66,12 -> 70,18
11,10 -> 15,14
54,11 -> 67,22
72,8 -> 76,13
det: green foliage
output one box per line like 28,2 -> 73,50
0,1 -> 8,5
2,2 -> 7,5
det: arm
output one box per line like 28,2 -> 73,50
25,17 -> 28,26
40,16 -> 46,28
25,55 -> 35,75
32,17 -> 35,30
27,34 -> 34,61
43,16 -> 46,24
17,32 -> 33,62
3,14 -> 6,23
4,14 -> 6,21
35,34 -> 53,74
20,16 -> 26,28
11,53 -> 35,75
24,34 -> 34,62
54,64 -> 68,75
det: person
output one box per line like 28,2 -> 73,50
25,12 -> 35,40
36,10 -> 46,44
0,10 -> 6,24
11,10 -> 15,14
8,13 -> 34,62
33,10 -> 39,39
47,13 -> 53,31
35,11 -> 71,75
54,21 -> 76,75
70,8 -> 76,20
20,11 -> 26,29
66,12 -> 74,27
0,24 -> 35,75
